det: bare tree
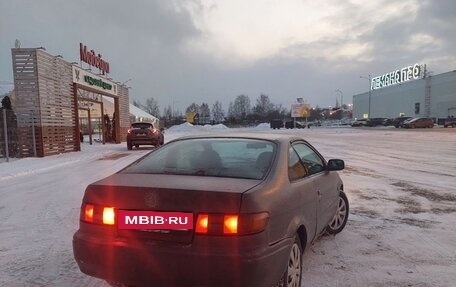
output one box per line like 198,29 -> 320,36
253,94 -> 274,120
212,101 -> 225,123
185,103 -> 199,114
199,102 -> 211,124
269,104 -> 289,120
132,99 -> 142,108
144,97 -> 160,118
231,94 -> 251,120
163,105 -> 172,120
1,95 -> 12,110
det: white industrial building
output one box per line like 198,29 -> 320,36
353,65 -> 456,122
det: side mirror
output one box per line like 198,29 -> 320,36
327,159 -> 344,171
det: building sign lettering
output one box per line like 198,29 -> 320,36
84,75 -> 112,90
371,64 -> 425,90
79,43 -> 110,75
72,66 -> 118,96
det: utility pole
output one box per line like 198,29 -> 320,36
360,75 -> 372,118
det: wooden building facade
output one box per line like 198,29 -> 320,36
11,47 -> 130,157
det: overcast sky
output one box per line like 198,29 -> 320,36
1,0 -> 455,113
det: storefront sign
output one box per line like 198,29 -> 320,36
371,64 -> 425,90
72,66 -> 118,96
79,43 -> 110,75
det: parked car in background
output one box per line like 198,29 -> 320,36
401,117 -> 434,129
126,122 -> 164,150
365,118 -> 388,127
392,116 -> 413,128
285,120 -> 307,129
382,118 -> 394,126
351,118 -> 367,127
307,121 -> 322,128
443,117 -> 456,128
73,134 -> 348,287
270,119 -> 284,129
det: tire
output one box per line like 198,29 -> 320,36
135,144 -> 139,148
279,235 -> 303,287
127,142 -> 132,150
326,192 -> 349,235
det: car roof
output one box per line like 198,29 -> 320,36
170,132 -> 305,144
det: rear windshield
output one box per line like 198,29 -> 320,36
122,138 -> 276,180
131,123 -> 153,129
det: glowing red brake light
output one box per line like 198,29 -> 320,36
103,207 -> 116,225
84,204 -> 94,223
223,215 -> 238,234
195,213 -> 268,236
195,214 -> 209,234
81,203 -> 116,225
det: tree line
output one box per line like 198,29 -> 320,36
132,94 -> 351,127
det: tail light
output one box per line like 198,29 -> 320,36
195,212 -> 268,236
127,129 -> 131,134
81,203 -> 116,225
103,207 -> 116,225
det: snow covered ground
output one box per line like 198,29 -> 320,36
1,124 -> 455,287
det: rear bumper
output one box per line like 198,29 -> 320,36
127,135 -> 161,145
73,230 -> 292,287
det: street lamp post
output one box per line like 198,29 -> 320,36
335,89 -> 343,108
360,75 -> 371,118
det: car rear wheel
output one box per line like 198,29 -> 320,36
279,235 -> 302,287
326,192 -> 349,234
127,142 -> 132,150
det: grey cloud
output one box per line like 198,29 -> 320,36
1,0 -> 455,112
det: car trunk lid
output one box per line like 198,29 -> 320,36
82,174 -> 262,244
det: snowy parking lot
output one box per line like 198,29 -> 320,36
1,125 -> 455,287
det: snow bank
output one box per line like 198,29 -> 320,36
166,122 -> 229,133
254,123 -> 270,129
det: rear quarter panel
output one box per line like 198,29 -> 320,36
239,141 -> 317,247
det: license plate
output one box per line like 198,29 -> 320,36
117,210 -> 193,230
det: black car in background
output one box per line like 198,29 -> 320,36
126,122 -> 164,150
392,117 -> 412,128
285,120 -> 307,129
270,119 -> 284,129
365,118 -> 388,127
443,117 -> 456,128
